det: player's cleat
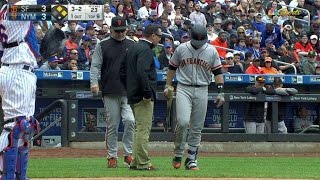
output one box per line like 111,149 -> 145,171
108,158 -> 118,168
185,158 -> 199,170
172,156 -> 182,169
124,155 -> 133,166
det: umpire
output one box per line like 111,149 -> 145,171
90,16 -> 135,168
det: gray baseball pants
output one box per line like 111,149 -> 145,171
174,84 -> 208,158
243,122 -> 265,134
103,96 -> 135,158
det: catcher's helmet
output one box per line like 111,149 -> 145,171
190,24 -> 208,47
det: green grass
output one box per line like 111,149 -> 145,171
29,157 -> 320,178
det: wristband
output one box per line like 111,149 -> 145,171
165,84 -> 171,89
216,83 -> 224,93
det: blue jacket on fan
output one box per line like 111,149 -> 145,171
252,21 -> 266,33
260,26 -> 283,48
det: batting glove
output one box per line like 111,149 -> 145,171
215,93 -> 225,108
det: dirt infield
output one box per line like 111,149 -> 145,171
29,147 -> 320,158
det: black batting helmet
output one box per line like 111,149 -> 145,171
190,24 -> 208,47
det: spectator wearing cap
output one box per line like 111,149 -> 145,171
266,77 -> 298,134
303,51 -> 317,75
85,21 -> 98,40
110,0 -> 120,14
225,52 -> 243,73
265,38 -> 281,60
261,57 -> 279,74
189,3 -> 207,27
137,0 -> 152,20
281,24 -> 292,43
180,32 -> 190,43
242,51 -> 253,72
252,0 -> 265,16
64,31 -> 79,58
294,33 -> 313,59
39,56 -> 61,70
207,23 -> 218,42
211,31 -> 228,59
143,10 -> 161,28
212,18 -> 223,35
278,45 -> 301,74
103,3 -> 116,27
261,23 -> 282,48
289,23 -> 303,44
245,76 -> 274,134
158,42 -> 173,70
78,35 -> 93,66
245,58 -> 261,74
310,35 -> 320,54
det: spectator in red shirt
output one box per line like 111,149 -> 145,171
245,58 -> 261,74
211,31 -> 228,59
294,33 -> 314,60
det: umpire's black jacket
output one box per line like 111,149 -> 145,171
121,39 -> 157,105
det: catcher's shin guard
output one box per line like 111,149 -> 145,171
16,146 -> 28,180
1,121 -> 22,180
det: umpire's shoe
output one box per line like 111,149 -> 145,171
185,158 -> 199,170
172,156 -> 182,169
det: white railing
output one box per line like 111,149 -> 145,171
273,59 -> 297,75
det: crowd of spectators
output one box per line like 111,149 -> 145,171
28,0 -> 320,75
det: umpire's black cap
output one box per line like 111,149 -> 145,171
190,24 -> 208,47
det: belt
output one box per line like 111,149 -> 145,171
1,63 -> 34,72
179,83 -> 207,87
1,116 -> 26,126
2,41 -> 24,49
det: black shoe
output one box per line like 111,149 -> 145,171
172,156 -> 182,169
185,158 -> 199,170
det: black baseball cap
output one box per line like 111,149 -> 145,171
111,16 -> 127,31
256,76 -> 265,83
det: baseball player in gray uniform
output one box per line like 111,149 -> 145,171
164,24 -> 225,170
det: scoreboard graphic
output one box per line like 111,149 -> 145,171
8,5 -> 104,21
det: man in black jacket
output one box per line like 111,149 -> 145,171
244,76 -> 275,133
266,77 -> 298,134
90,16 -> 135,168
123,24 -> 162,171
